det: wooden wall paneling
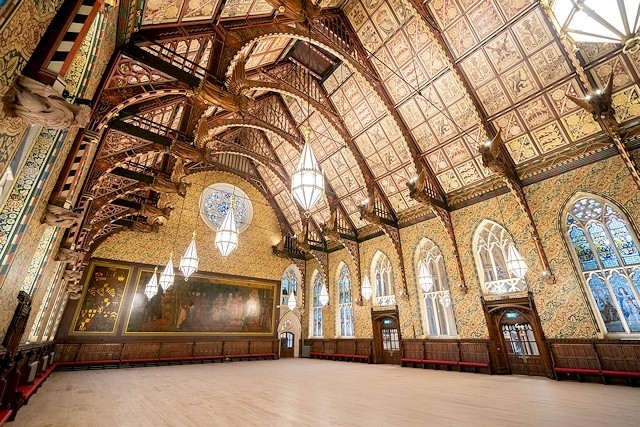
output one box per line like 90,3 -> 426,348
121,342 -> 161,360
159,342 -> 194,359
193,341 -> 223,357
54,344 -> 80,362
76,343 -> 123,362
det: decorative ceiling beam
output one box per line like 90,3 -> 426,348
122,42 -> 201,87
337,11 -> 447,204
109,119 -> 174,146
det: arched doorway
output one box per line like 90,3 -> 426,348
280,332 -> 294,358
371,309 -> 401,364
482,295 -> 553,377
277,309 -> 301,358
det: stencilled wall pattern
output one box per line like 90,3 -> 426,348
92,171 -> 290,281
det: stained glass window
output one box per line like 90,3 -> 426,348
281,266 -> 298,305
199,183 -> 253,233
312,273 -> 323,337
416,239 -> 457,337
565,195 -> 640,336
474,220 -> 528,295
337,264 -> 354,337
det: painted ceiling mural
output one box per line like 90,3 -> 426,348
75,0 -> 640,253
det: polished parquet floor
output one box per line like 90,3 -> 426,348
12,359 -> 640,426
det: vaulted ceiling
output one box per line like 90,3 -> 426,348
74,0 -> 640,253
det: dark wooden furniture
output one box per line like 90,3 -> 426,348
307,339 -> 372,363
401,339 -> 491,373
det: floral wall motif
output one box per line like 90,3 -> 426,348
92,171 -> 290,281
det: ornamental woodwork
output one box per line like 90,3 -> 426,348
478,133 -> 555,284
567,73 -> 640,190
407,168 -> 468,292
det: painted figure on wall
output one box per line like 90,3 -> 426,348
126,271 -> 275,334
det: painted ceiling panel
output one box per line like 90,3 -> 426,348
219,0 -> 273,19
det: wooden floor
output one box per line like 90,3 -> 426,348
12,359 -> 640,426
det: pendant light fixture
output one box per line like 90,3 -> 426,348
549,0 -> 640,53
159,252 -> 175,291
291,128 -> 324,211
215,201 -> 238,257
287,291 -> 297,311
319,283 -> 329,307
291,26 -> 324,211
506,245 -> 528,279
361,275 -> 373,301
144,267 -> 159,299
179,230 -> 199,280
418,261 -> 434,292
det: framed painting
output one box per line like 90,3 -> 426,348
125,270 -> 277,335
71,262 -> 131,334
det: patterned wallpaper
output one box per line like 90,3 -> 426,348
92,171 -> 290,281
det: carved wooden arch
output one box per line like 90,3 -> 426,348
90,187 -> 150,223
234,81 -> 368,191
89,182 -> 149,214
225,30 -> 421,177
94,88 -> 192,131
85,211 -> 141,248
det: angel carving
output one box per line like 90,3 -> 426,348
150,176 -> 190,197
55,248 -> 84,263
42,204 -> 83,228
3,76 -> 90,128
406,168 -> 430,205
320,204 -> 340,241
169,141 -> 210,164
141,203 -> 173,225
266,0 -> 321,22
566,72 -> 619,133
478,130 -> 511,178
196,58 -> 254,113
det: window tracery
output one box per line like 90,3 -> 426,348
337,264 -> 354,337
312,272 -> 323,337
565,195 -> 640,335
372,251 -> 395,306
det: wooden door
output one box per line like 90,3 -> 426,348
372,309 -> 401,364
483,295 -> 553,377
280,332 -> 294,358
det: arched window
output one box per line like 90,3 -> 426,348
337,264 -> 354,337
416,239 -> 457,337
474,220 -> 528,295
281,266 -> 299,306
312,272 -> 323,337
373,251 -> 395,306
564,195 -> 640,335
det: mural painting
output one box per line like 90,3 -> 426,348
72,263 -> 130,333
126,270 -> 276,334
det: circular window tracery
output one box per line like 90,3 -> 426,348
199,183 -> 253,233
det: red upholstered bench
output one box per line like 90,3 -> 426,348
601,370 -> 640,378
422,359 -> 458,366
554,367 -> 601,376
458,361 -> 489,368
250,353 -> 276,360
192,355 -> 225,361
352,354 -> 370,362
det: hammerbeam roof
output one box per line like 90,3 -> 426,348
81,0 -> 640,248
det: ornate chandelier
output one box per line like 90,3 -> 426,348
179,231 -> 199,280
418,262 -> 434,292
287,291 -> 297,310
144,267 -> 159,299
361,275 -> 373,301
506,245 -> 528,279
549,0 -> 640,53
159,253 -> 175,290
215,203 -> 238,257
291,128 -> 324,211
319,283 -> 329,306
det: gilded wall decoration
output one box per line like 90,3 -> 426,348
72,263 -> 130,333
126,270 -> 276,335
92,171 -> 289,281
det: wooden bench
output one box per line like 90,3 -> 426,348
0,409 -> 13,426
401,358 -> 490,372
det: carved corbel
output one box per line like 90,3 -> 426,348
2,75 -> 90,129
407,169 -> 468,292
131,221 -> 160,233
149,175 -> 190,197
140,203 -> 172,225
41,204 -> 82,228
479,132 -> 555,284
195,71 -> 253,113
54,247 -> 84,263
567,72 -> 640,189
